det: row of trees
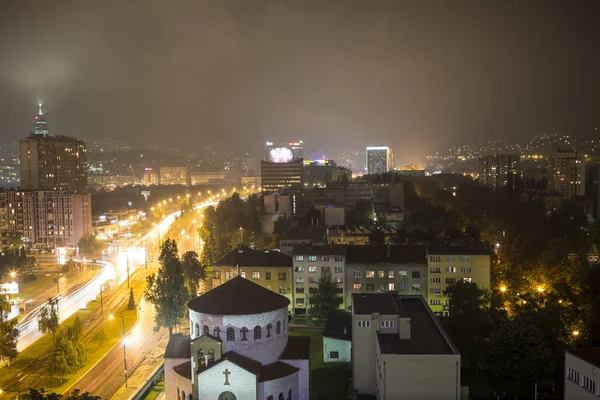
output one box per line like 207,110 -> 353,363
0,291 -> 19,367
144,239 -> 206,335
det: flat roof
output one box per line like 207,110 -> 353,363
164,334 -> 191,359
427,244 -> 493,256
292,244 -> 346,256
346,245 -> 426,264
353,293 -> 399,315
216,245 -> 292,267
567,348 -> 600,368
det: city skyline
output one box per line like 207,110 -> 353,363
1,1 -> 599,166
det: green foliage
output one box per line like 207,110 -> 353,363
21,388 -> 100,400
62,259 -> 77,273
92,327 -> 108,348
308,270 -> 343,322
38,297 -> 60,345
77,234 -> 105,256
48,318 -> 87,382
127,287 -> 136,310
368,228 -> 385,245
347,199 -> 375,227
181,251 -> 207,296
144,239 -> 190,336
0,292 -> 19,367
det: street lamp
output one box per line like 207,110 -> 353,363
500,285 -> 507,293
0,382 -> 21,398
573,330 -> 580,337
536,286 -> 544,293
109,313 -> 129,388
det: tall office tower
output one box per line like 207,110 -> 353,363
478,154 -> 520,189
366,146 -> 393,175
261,145 -> 303,192
548,150 -> 586,199
20,106 -> 88,193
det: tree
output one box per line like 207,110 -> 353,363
48,337 -> 70,383
347,199 -> 375,227
368,228 -> 386,245
0,292 -> 19,367
20,389 -> 100,400
127,288 -> 136,310
38,297 -> 60,345
92,328 -> 108,348
308,270 -> 342,322
144,239 -> 190,335
181,251 -> 207,296
77,234 -> 105,257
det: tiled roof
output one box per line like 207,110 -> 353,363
164,334 -> 191,359
568,348 -> 600,368
197,351 -> 299,382
258,361 -> 299,382
292,244 -> 346,256
323,310 -> 352,341
216,245 -> 292,267
188,276 -> 290,315
352,293 -> 400,315
346,245 -> 426,264
173,361 -> 192,379
280,336 -> 311,360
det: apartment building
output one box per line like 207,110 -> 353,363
345,245 -> 427,307
352,293 -> 461,399
291,245 -> 346,314
212,246 -> 293,309
565,348 -> 600,399
426,245 -> 492,316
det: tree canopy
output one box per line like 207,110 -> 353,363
308,270 -> 342,322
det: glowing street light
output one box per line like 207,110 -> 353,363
500,286 -> 507,293
573,330 -> 580,336
536,286 -> 544,293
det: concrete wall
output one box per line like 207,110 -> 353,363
565,352 -> 600,399
165,358 -> 192,400
282,359 -> 310,400
323,337 -> 351,363
259,371 -> 298,400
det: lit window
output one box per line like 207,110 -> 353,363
309,266 -> 317,273
378,271 -> 385,278
252,272 -> 260,280
308,256 -> 317,261
353,283 -> 362,290
366,271 -> 375,278
388,283 -> 395,290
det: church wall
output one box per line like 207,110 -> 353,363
197,359 -> 257,400
260,371 -> 299,400
189,308 -> 289,365
281,360 -> 309,400
165,358 -> 192,400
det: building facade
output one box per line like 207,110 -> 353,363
352,293 -> 460,399
478,154 -> 520,189
291,245 -> 346,314
160,166 -> 190,186
164,276 -> 310,400
213,246 -> 294,309
366,146 -> 393,175
426,245 -> 492,316
261,160 -> 303,193
548,150 -> 586,199
565,348 -> 600,399
143,168 -> 159,186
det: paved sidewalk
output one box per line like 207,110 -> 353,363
111,332 -> 170,400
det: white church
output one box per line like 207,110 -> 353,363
164,276 -> 310,400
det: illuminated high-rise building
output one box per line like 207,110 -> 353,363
478,154 -> 520,189
366,146 -> 393,175
548,150 -> 585,199
20,105 -> 88,193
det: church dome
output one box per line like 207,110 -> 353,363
188,276 -> 290,316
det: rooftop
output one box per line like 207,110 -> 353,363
352,293 -> 400,315
280,335 -> 311,360
173,360 -> 192,379
346,245 -> 426,264
377,296 -> 457,355
215,245 -> 292,267
196,351 -> 301,382
427,243 -> 493,256
567,347 -> 600,368
292,244 -> 346,256
164,334 -> 191,359
188,276 -> 290,315
280,225 -> 327,242
323,310 -> 352,341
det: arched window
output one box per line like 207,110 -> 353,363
254,325 -> 261,340
276,321 -> 281,335
214,327 -> 221,339
226,327 -> 235,341
203,325 -> 209,335
188,395 -> 193,400
177,388 -> 180,399
241,327 -> 248,341
266,323 -> 272,338
288,389 -> 292,400
267,396 -> 273,400
182,391 -> 186,400
198,348 -> 205,367
208,349 -> 215,362
279,393 -> 284,400
195,323 -> 200,337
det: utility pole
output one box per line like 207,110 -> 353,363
144,237 -> 148,268
100,284 -> 104,316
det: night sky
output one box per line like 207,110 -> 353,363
1,0 -> 599,163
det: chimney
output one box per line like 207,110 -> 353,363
399,317 -> 411,340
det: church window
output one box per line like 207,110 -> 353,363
288,389 -> 292,400
182,391 -> 186,400
177,388 -> 180,399
188,395 -> 193,400
254,325 -> 261,340
198,348 -> 205,367
226,327 -> 235,341
214,327 -> 221,339
195,323 -> 200,337
279,393 -> 284,400
209,349 -> 215,362
267,397 -> 273,400
203,325 -> 209,335
266,323 -> 272,337
241,327 -> 248,341
276,321 -> 281,335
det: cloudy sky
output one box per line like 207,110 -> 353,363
0,0 -> 599,163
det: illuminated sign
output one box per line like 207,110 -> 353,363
268,147 -> 294,163
0,282 -> 19,294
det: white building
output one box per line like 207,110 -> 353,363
366,146 -> 393,175
164,276 -> 310,400
322,310 -> 352,363
565,348 -> 600,399
351,293 -> 461,400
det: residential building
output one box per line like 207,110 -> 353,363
212,246 -> 294,309
478,154 -> 520,189
292,245 -> 346,313
565,348 -> 600,399
366,146 -> 393,175
143,168 -> 159,186
164,276 -> 310,400
302,159 -> 351,188
548,150 -> 585,199
351,293 -> 460,399
241,176 -> 261,188
345,245 -> 427,307
278,226 -> 327,255
328,227 -> 399,246
426,244 -> 492,316
160,166 -> 190,186
322,310 -> 352,363
0,190 -> 24,247
190,172 -> 226,186
20,108 -> 88,193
